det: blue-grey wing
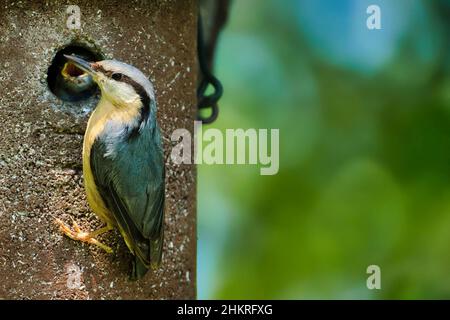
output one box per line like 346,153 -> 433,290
90,121 -> 165,267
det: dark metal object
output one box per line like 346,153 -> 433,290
197,0 -> 230,124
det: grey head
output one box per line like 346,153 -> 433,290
64,55 -> 157,118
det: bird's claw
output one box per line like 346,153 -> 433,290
55,218 -> 113,254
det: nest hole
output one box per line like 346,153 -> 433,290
47,45 -> 103,102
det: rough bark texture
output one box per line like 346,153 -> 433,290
0,0 -> 197,299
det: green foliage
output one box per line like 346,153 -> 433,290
198,0 -> 450,299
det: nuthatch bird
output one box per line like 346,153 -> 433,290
56,54 -> 165,280
60,61 -> 94,93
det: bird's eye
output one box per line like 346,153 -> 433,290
111,73 -> 123,81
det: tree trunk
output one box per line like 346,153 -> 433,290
0,0 -> 197,299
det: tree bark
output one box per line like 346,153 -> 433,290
0,0 -> 197,299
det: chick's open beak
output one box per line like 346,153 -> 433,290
63,54 -> 95,75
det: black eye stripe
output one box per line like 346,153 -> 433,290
111,72 -> 123,81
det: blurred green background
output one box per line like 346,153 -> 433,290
198,0 -> 450,299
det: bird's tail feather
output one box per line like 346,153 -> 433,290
130,257 -> 149,281
150,237 -> 163,268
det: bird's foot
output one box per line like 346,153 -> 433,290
55,218 -> 113,253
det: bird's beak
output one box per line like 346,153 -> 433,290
63,54 -> 96,75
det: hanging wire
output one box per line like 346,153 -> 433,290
197,11 -> 224,124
